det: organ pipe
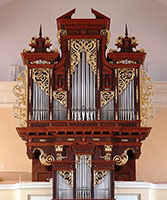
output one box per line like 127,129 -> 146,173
118,79 -> 135,120
32,82 -> 49,121
72,52 -> 96,121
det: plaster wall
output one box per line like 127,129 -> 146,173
0,0 -> 167,81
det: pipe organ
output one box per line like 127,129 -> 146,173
14,9 -> 154,200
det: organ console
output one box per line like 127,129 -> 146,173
14,9 -> 154,200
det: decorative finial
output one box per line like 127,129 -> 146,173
125,23 -> 128,38
39,24 -> 42,38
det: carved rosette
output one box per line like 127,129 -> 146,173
32,68 -> 49,95
140,68 -> 154,127
13,70 -> 27,127
94,170 -> 109,186
53,90 -> 67,107
57,29 -> 67,46
100,29 -> 111,46
71,39 -> 97,74
118,68 -> 135,95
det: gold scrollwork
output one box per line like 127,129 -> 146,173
71,39 -> 97,74
56,153 -> 67,161
32,68 -> 49,95
118,68 -> 135,95
53,90 -> 67,107
75,155 -> 92,169
140,68 -> 154,127
94,170 -> 109,186
33,148 -> 55,166
13,70 -> 27,127
58,170 -> 73,186
113,148 -> 135,166
57,29 -> 67,46
100,29 -> 111,46
100,153 -> 111,161
100,91 -> 114,107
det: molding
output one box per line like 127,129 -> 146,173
0,182 -> 52,190
152,81 -> 167,108
115,181 -> 167,190
0,181 -> 167,190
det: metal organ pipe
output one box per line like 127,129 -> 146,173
118,79 -> 135,120
53,99 -> 66,120
72,52 -> 96,121
76,155 -> 91,199
32,82 -> 49,121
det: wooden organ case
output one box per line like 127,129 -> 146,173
14,9 -> 153,200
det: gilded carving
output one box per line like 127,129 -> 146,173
70,39 -> 97,74
140,68 -> 154,127
118,68 -> 135,95
100,29 -> 111,46
100,91 -> 114,107
57,29 -> 67,46
13,70 -> 27,127
56,153 -> 67,161
75,154 -> 92,168
94,170 -> 109,186
33,148 -> 55,166
100,153 -> 111,161
113,148 -> 135,166
53,90 -> 67,107
116,59 -> 137,64
58,170 -> 73,186
55,145 -> 63,152
30,60 -> 51,64
32,68 -> 49,95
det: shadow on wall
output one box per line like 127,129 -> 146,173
10,65 -> 25,81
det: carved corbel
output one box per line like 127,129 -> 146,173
113,148 -> 135,166
33,148 -> 55,166
55,145 -> 67,161
100,145 -> 113,161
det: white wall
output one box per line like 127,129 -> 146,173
0,0 -> 167,81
